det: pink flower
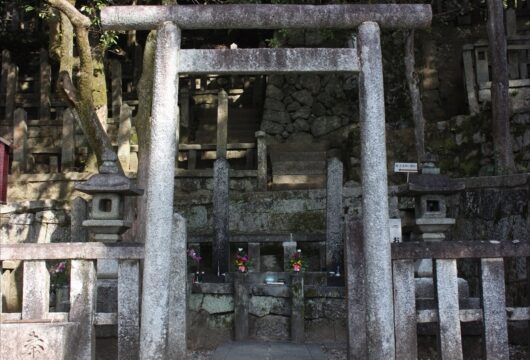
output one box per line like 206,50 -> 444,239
55,262 -> 66,273
238,265 -> 247,273
293,264 -> 301,272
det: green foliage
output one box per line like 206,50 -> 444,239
79,0 -> 119,50
22,1 -> 55,20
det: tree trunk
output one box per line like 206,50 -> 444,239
47,0 -> 119,172
92,52 -> 108,129
486,0 -> 516,174
124,30 -> 156,244
404,30 -> 425,163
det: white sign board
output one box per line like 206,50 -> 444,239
389,218 -> 402,243
394,162 -> 418,173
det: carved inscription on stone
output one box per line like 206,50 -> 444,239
23,331 -> 46,359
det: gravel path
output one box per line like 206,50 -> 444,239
188,344 -> 530,360
321,344 -> 529,360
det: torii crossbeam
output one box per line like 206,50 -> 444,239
101,4 -> 431,360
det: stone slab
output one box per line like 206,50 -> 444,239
0,322 -> 79,359
101,4 -> 432,31
212,341 -> 326,360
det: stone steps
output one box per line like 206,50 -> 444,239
272,160 -> 326,175
268,142 -> 330,189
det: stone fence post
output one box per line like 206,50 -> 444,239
213,158 -> 230,274
326,157 -> 343,272
167,214 -> 188,359
255,131 -> 267,191
291,273 -> 304,343
234,272 -> 249,340
217,89 -> 228,160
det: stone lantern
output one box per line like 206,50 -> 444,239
400,154 -> 464,276
75,155 -> 143,282
75,154 -> 142,297
75,155 -> 143,242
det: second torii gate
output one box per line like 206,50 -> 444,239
101,4 -> 431,360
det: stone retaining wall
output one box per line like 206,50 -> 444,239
187,281 -> 346,349
261,74 -> 357,144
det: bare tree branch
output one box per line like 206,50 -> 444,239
47,0 -> 91,28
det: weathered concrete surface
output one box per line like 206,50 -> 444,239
0,322 -> 79,359
357,21 -> 395,359
102,4 -> 432,31
168,214 -> 188,359
140,22 -> 181,360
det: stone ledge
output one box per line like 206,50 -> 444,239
458,173 -> 529,189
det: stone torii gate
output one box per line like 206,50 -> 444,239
101,4 -> 431,360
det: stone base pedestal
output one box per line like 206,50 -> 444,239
0,322 -> 79,359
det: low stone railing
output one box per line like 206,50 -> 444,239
0,242 -> 143,360
347,219 -> 530,359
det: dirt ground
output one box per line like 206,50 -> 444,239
96,338 -> 529,359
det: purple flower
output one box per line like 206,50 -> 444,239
55,262 -> 66,273
187,248 -> 202,263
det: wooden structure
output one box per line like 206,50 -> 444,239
463,36 -> 530,114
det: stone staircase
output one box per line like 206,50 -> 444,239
269,142 -> 329,190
